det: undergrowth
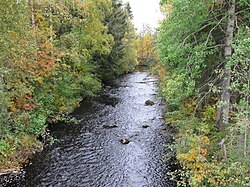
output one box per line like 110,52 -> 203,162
164,98 -> 250,187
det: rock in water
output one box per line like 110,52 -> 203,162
103,123 -> 118,129
145,100 -> 155,106
142,124 -> 149,128
120,139 -> 130,144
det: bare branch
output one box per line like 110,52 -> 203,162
205,15 -> 227,45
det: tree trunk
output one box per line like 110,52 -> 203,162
0,72 -> 6,114
216,0 -> 235,129
29,0 -> 35,28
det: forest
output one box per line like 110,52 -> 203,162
158,0 -> 249,186
0,0 -> 140,172
0,0 -> 249,186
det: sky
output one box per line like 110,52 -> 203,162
122,0 -> 163,32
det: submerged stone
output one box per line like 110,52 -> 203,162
145,100 -> 155,106
142,124 -> 150,128
120,139 -> 130,144
103,123 -> 118,129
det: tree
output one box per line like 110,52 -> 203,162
158,0 -> 250,185
137,32 -> 157,65
125,2 -> 133,19
95,0 -> 137,80
116,19 -> 138,74
216,0 -> 236,129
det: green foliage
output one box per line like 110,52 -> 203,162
161,73 -> 195,110
0,140 -> 9,157
95,0 -> 137,80
165,102 -> 249,187
116,20 -> 138,75
158,0 -> 220,110
158,0 -> 250,186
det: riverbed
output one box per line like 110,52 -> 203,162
6,70 -> 175,187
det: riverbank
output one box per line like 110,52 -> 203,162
156,68 -> 250,186
157,0 -> 250,186
163,105 -> 250,186
0,136 -> 42,173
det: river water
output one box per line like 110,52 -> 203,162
8,70 -> 175,187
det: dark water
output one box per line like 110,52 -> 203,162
7,71 -> 175,187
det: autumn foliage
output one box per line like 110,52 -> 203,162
0,0 -> 137,172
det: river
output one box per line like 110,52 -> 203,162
6,70 -> 176,187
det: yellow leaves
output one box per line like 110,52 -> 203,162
206,0 -> 224,9
202,103 -> 216,122
73,0 -> 113,56
178,145 -> 208,163
10,95 -> 39,113
9,31 -> 18,37
178,146 -> 211,184
200,147 -> 208,156
36,77 -> 43,84
59,106 -> 67,113
193,173 -> 204,182
182,97 -> 197,115
0,133 -> 42,173
158,65 -> 166,80
179,148 -> 199,162
200,136 -> 210,145
137,33 -> 156,64
10,101 -> 17,112
161,3 -> 173,15
77,0 -> 88,9
61,63 -> 70,69
177,133 -> 211,185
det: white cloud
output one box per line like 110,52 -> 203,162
123,0 -> 163,32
